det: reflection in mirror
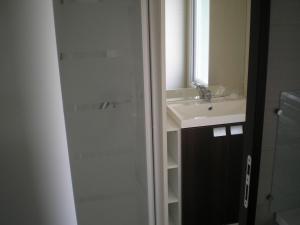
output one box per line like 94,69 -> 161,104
192,0 -> 210,86
165,0 -> 251,100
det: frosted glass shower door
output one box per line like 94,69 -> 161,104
271,90 -> 300,212
53,1 -> 154,225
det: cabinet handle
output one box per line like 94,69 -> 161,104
230,125 -> 243,135
213,127 -> 226,137
244,155 -> 252,208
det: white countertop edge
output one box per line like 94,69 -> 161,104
180,114 -> 246,129
167,107 -> 246,129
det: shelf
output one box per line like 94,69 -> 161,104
168,156 -> 178,169
63,0 -> 103,3
60,50 -> 120,61
166,114 -> 181,225
167,131 -> 179,167
168,203 -> 179,225
59,0 -> 134,7
168,188 -> 178,204
167,115 -> 180,132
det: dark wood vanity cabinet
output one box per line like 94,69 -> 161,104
182,123 -> 244,225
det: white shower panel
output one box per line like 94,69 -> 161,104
53,0 -> 154,224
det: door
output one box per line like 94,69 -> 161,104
182,124 -> 244,225
52,1 -> 154,225
182,125 -> 228,225
271,91 -> 300,213
238,0 -> 271,224
225,124 -> 244,224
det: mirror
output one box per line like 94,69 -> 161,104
165,0 -> 251,98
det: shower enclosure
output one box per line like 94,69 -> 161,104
53,0 -> 155,225
271,90 -> 300,223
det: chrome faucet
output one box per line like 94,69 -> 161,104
192,81 -> 212,102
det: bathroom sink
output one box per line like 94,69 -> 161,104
167,99 -> 246,128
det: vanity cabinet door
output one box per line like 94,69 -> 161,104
182,125 -> 227,225
182,123 -> 244,225
223,124 -> 244,224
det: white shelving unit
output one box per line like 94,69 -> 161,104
168,156 -> 178,169
166,115 -> 181,225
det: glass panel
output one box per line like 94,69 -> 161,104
53,1 -> 152,225
271,90 -> 300,212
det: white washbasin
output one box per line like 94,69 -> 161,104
167,99 -> 246,128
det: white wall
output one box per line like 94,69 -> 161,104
0,1 -> 77,225
165,0 -> 187,90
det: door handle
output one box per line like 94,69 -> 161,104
230,125 -> 243,135
243,155 -> 252,208
213,127 -> 226,137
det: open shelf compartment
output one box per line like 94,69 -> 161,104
169,203 -> 180,225
168,169 -> 179,204
166,122 -> 181,225
167,131 -> 180,170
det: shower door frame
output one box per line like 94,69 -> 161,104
141,0 -> 158,225
238,0 -> 271,224
148,0 -> 273,224
53,0 -> 158,224
147,0 -> 273,224
148,0 -> 169,225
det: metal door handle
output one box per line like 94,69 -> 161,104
213,127 -> 226,137
244,155 -> 252,208
230,125 -> 243,135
